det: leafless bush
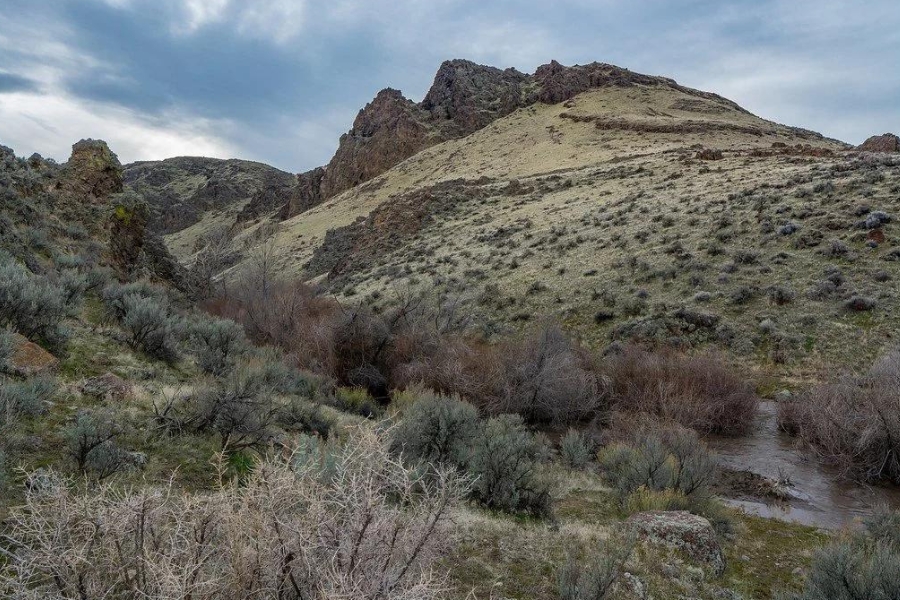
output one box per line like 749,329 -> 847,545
604,347 -> 758,435
487,324 -> 605,425
0,426 -> 466,600
778,350 -> 900,483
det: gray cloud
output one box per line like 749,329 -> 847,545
0,0 -> 897,171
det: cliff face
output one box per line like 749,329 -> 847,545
282,59 -> 753,219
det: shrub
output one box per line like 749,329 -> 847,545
598,425 -> 725,529
185,314 -> 248,375
0,258 -> 68,350
62,410 -> 131,479
0,328 -> 14,372
490,323 -> 603,425
560,429 -> 593,469
0,376 -> 55,427
0,426 -> 464,600
100,280 -> 167,322
778,350 -> 900,483
604,347 -> 758,435
56,269 -> 88,311
277,397 -> 334,439
558,531 -> 635,600
331,386 -> 381,418
844,295 -> 876,312
390,392 -> 480,468
191,367 -> 280,450
469,413 -> 551,516
779,508 -> 900,600
120,293 -> 179,362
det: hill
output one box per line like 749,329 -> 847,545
153,59 -> 900,381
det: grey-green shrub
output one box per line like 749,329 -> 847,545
0,258 -> 68,350
469,413 -> 551,516
0,377 -> 55,427
278,397 -> 335,440
599,427 -> 717,500
186,315 -> 248,375
192,367 -> 279,450
121,294 -> 179,363
0,328 -> 14,372
560,429 -> 593,469
57,270 -> 88,312
100,280 -> 167,322
779,509 -> 900,600
63,410 -> 128,479
390,392 -> 480,468
558,532 -> 634,600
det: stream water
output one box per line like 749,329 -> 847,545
706,402 -> 900,529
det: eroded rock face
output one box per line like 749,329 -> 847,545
627,511 -> 725,576
61,139 -> 123,201
318,89 -> 432,200
421,59 -> 529,135
857,133 -> 900,153
279,167 -> 325,220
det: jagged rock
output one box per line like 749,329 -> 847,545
279,167 -> 325,219
857,133 -> 900,153
9,333 -> 58,376
421,59 -> 529,135
319,89 -> 432,200
80,373 -> 131,401
60,139 -> 123,201
627,511 -> 725,576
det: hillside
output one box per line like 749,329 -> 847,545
155,59 -> 900,380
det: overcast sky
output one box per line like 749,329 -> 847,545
0,0 -> 897,172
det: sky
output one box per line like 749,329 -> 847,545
0,1 -> 898,173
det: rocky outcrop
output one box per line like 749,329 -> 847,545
627,511 -> 725,576
421,59 -> 529,135
81,373 -> 131,401
279,167 -> 325,220
282,59 -> 758,220
318,89 -> 432,200
857,133 -> 900,153
60,139 -> 123,201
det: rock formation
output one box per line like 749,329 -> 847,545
857,133 -> 900,153
59,139 -> 123,201
281,59 -> 754,220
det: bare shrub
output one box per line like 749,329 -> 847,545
778,350 -> 900,483
604,347 -> 758,435
488,323 -> 604,425
0,427 -> 465,600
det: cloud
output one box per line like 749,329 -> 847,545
0,90 -> 237,163
0,72 -> 40,94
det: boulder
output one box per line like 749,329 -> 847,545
80,373 -> 131,401
8,333 -> 59,376
627,510 -> 725,576
857,133 -> 900,153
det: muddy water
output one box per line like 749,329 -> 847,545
706,401 -> 900,529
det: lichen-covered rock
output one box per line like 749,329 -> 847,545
9,333 -> 58,376
627,511 -> 725,576
80,372 -> 131,401
110,193 -> 150,275
857,133 -> 900,153
60,139 -> 123,201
